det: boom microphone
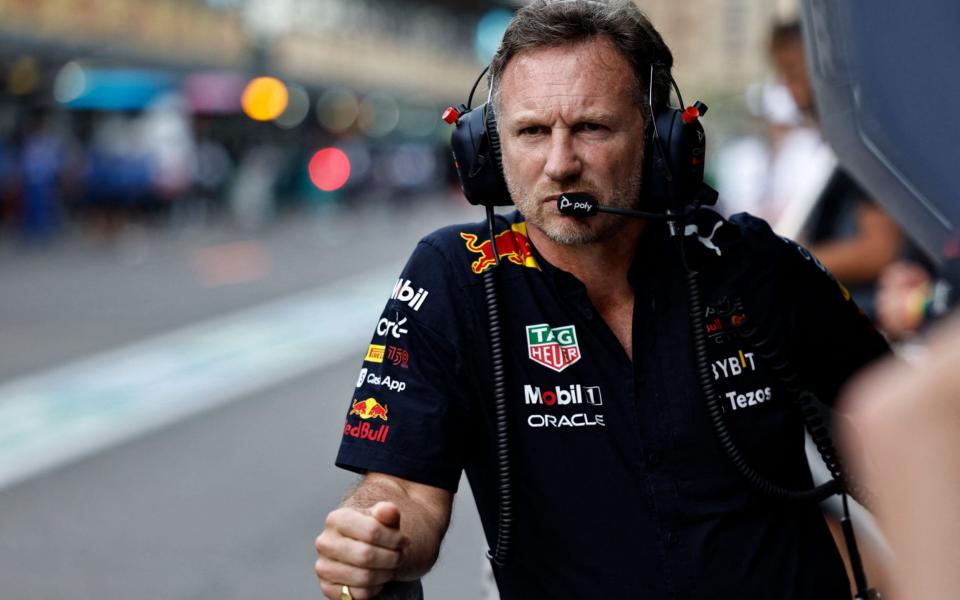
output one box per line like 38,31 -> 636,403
557,192 -> 599,216
557,192 -> 697,221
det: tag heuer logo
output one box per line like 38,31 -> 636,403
526,323 -> 581,372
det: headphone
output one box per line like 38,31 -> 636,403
442,63 -> 718,214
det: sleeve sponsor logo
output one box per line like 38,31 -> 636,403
460,221 -> 541,275
356,367 -> 368,387
344,398 -> 391,442
391,279 -> 429,311
376,312 -> 409,339
365,344 -> 386,363
350,397 -> 389,420
783,237 -> 829,274
343,420 -> 389,443
526,323 -> 581,372
386,345 -> 409,368
356,369 -> 407,392
364,344 -> 408,368
781,237 -> 852,301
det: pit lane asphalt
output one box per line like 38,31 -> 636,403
0,196 -> 489,599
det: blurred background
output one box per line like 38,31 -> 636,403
0,0 -> 805,251
1,0 -> 911,599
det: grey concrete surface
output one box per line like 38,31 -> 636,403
0,197 -> 478,381
0,358 -> 486,600
0,197 -> 490,599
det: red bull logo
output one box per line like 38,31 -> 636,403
343,420 -> 389,443
350,398 -> 389,421
460,222 -> 540,275
705,312 -> 748,334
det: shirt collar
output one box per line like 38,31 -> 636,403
509,210 -> 673,294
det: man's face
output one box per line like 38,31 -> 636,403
497,38 -> 647,246
772,42 -> 815,117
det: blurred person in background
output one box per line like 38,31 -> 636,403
0,116 -> 20,233
714,81 -> 826,226
874,254 -> 958,346
138,94 -> 197,223
186,130 -> 233,227
314,2 -> 891,599
19,110 -> 67,242
80,113 -> 150,241
227,144 -> 282,230
875,261 -> 937,342
767,20 -> 917,591
769,20 -> 904,321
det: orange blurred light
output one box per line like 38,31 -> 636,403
241,76 -> 289,121
309,148 -> 351,192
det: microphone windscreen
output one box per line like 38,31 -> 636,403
557,193 -> 599,217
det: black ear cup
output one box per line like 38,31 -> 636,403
641,103 -> 717,212
449,103 -> 512,207
485,107 -> 504,172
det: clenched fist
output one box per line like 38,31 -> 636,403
315,501 -> 408,600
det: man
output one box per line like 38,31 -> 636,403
315,2 -> 889,598
770,20 -> 904,320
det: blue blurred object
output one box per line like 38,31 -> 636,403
62,68 -> 178,111
801,0 -> 960,265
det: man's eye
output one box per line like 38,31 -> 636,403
579,122 -> 606,133
519,126 -> 544,136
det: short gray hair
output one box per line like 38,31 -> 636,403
489,0 -> 674,116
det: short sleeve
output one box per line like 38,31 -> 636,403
732,214 -> 891,405
335,239 -> 470,491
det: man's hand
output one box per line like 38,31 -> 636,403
315,472 -> 453,598
315,501 -> 408,600
875,260 -> 932,338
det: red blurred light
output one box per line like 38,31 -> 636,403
309,147 -> 351,192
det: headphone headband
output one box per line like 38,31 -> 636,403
444,63 -> 717,211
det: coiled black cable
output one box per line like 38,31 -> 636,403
676,225 -> 879,598
482,207 -> 513,567
738,325 -> 874,506
680,237 -> 841,503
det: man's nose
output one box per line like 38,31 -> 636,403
543,132 -> 581,182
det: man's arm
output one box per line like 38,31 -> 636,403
315,472 -> 453,600
809,201 -> 902,285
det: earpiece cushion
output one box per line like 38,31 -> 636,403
485,107 -> 503,172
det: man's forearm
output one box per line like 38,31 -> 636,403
343,476 -> 451,579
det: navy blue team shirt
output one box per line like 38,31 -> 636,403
336,209 -> 889,599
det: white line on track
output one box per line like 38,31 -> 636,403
0,263 -> 403,490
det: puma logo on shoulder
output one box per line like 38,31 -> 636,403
684,220 -> 724,256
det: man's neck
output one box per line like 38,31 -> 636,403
527,219 -> 645,304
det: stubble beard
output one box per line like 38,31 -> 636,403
506,170 -> 644,246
